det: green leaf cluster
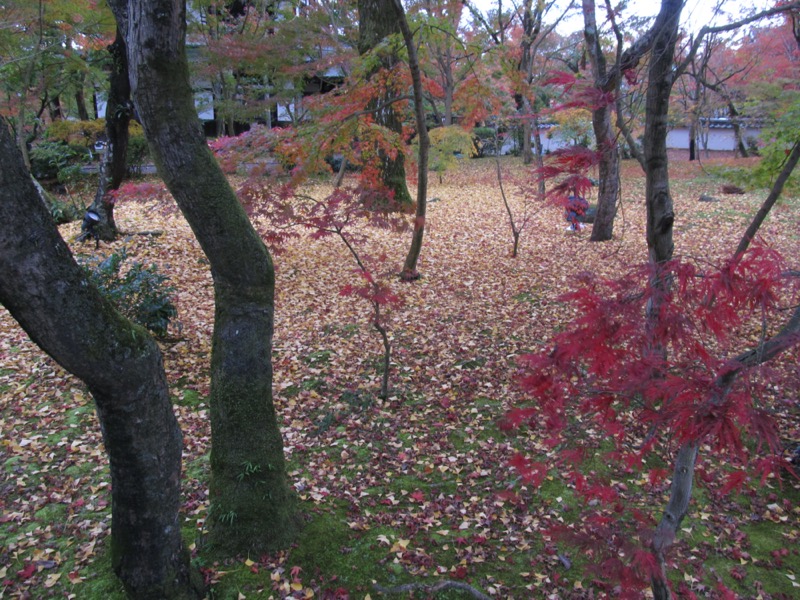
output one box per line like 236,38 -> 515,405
419,125 -> 476,180
82,249 -> 178,338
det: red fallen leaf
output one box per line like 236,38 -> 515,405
17,562 -> 36,580
452,565 -> 468,580
290,565 -> 302,581
730,565 -> 746,581
471,535 -> 487,545
409,490 -> 425,503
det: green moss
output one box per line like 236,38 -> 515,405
34,502 -> 67,522
289,510 -> 390,591
177,389 -> 203,408
77,546 -> 127,599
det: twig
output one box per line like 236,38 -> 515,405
373,579 -> 493,599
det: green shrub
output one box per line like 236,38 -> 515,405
45,119 -> 106,149
709,100 -> 800,194
30,141 -> 89,183
47,196 -> 84,224
472,126 -> 498,158
82,249 -> 178,337
126,134 -> 150,175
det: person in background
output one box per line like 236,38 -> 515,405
564,194 -> 589,231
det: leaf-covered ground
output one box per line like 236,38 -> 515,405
1,156 -> 799,599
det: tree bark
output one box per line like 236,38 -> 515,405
109,0 -> 297,554
0,117 -> 197,598
84,28 -> 131,243
358,0 -> 413,208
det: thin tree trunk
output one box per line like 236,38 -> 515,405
84,28 -> 130,242
729,101 -> 748,158
110,0 -> 297,555
532,115 -> 546,196
640,2 -> 685,597
736,141 -> 800,256
583,0 -> 619,242
395,0 -> 429,280
75,71 -> 90,121
651,443 -> 699,600
0,116 -> 198,599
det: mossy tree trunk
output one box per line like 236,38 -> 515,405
358,0 -> 413,209
0,117 -> 197,599
108,0 -> 297,554
85,27 -> 131,242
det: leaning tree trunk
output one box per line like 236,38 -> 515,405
110,0 -> 297,554
358,0 -> 413,209
84,27 -> 131,242
0,117 -> 197,599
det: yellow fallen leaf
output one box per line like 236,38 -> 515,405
44,573 -> 61,588
390,539 -> 410,553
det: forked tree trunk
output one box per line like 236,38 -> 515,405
0,117 -> 197,599
358,0 -> 413,209
109,0 -> 297,554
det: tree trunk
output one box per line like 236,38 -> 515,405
84,28 -> 131,243
516,0 -> 538,166
395,0 -> 429,280
583,0 -> 619,242
641,2 -> 684,597
590,104 -> 620,241
651,443 -> 699,600
0,117 -> 198,599
358,0 -> 413,209
110,0 -> 297,554
644,0 -> 683,266
728,101 -> 748,158
75,71 -> 90,121
532,115 -> 546,196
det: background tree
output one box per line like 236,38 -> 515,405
0,0 -> 113,164
0,116 -> 197,598
357,0 -> 413,208
108,0 -> 298,554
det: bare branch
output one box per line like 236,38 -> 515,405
374,579 -> 493,600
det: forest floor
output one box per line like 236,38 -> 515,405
1,155 -> 800,599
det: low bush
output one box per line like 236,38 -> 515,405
82,249 -> 178,337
